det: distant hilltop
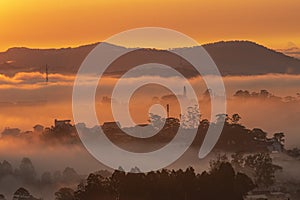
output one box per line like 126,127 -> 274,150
1,40 -> 300,77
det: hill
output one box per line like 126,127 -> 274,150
1,41 -> 300,77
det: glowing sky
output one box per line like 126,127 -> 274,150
0,0 -> 299,51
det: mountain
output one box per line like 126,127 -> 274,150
1,41 -> 300,77
277,47 -> 300,60
0,43 -> 99,76
203,41 -> 300,75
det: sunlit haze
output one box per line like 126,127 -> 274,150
1,0 -> 300,51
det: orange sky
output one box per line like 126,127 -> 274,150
0,0 -> 299,51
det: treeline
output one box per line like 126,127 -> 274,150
0,153 -> 282,200
57,164 -> 254,200
191,113 -> 285,153
54,153 -> 281,200
0,158 -> 82,194
233,89 -> 300,102
0,112 -> 287,154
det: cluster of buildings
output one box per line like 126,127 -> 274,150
244,190 -> 290,200
0,119 -> 73,138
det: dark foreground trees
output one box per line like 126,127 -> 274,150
56,162 -> 255,200
55,188 -> 75,200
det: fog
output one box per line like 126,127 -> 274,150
0,137 -> 108,199
1,73 -> 300,198
1,73 -> 299,145
1,140 -> 299,199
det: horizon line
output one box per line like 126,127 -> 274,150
0,40 -> 280,53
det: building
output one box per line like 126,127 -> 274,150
1,128 -> 20,137
135,123 -> 149,127
33,124 -> 44,133
164,117 -> 180,129
269,191 -> 290,200
244,194 -> 268,200
21,131 -> 34,138
245,190 -> 290,200
266,138 -> 284,153
102,121 -> 121,133
52,119 -> 74,136
54,119 -> 71,127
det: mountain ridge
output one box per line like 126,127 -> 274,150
1,40 -> 300,77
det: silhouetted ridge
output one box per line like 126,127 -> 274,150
203,40 -> 300,75
1,40 -> 300,77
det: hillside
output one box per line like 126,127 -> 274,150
1,41 -> 300,77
